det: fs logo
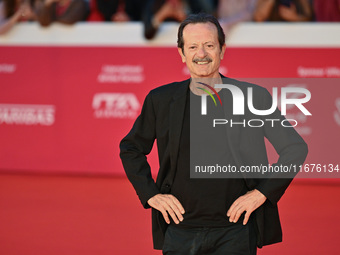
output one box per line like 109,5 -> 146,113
92,93 -> 140,119
200,84 -> 312,116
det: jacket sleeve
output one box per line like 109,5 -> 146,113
119,92 -> 160,208
255,88 -> 308,205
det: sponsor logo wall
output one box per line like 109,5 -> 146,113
0,104 -> 55,125
92,93 -> 140,119
0,46 -> 339,175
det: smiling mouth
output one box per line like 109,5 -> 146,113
193,58 -> 212,65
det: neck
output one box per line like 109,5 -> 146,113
189,75 -> 223,95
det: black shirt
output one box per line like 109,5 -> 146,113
171,89 -> 248,227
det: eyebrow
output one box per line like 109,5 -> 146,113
188,41 -> 215,46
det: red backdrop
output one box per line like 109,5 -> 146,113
0,46 -> 339,177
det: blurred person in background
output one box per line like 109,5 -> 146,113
0,0 -> 35,35
143,0 -> 186,39
186,0 -> 217,15
217,0 -> 258,36
34,0 -> 89,27
143,0 -> 218,39
254,0 -> 312,22
96,0 -> 145,22
313,0 -> 340,22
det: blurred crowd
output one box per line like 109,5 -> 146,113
0,0 -> 339,37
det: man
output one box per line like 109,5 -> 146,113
120,13 -> 307,254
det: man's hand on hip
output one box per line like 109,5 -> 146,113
227,189 -> 267,225
147,194 -> 185,224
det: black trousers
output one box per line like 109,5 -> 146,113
162,221 -> 257,255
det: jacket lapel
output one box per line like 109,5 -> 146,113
169,79 -> 190,178
221,77 -> 253,187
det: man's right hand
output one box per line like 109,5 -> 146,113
147,194 -> 185,224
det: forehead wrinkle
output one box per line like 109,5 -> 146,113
182,25 -> 218,47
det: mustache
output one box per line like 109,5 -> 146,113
193,57 -> 212,63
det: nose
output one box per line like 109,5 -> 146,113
197,45 -> 206,58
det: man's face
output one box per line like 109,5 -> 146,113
178,22 -> 226,79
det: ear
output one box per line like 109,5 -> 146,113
178,47 -> 186,63
220,44 -> 226,60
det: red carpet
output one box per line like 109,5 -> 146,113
0,174 -> 339,255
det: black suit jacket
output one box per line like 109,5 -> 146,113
120,76 -> 308,250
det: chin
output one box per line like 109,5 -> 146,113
195,72 -> 215,78
191,69 -> 211,76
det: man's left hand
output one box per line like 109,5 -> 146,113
227,189 -> 266,225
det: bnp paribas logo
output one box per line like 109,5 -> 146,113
196,82 -> 312,128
